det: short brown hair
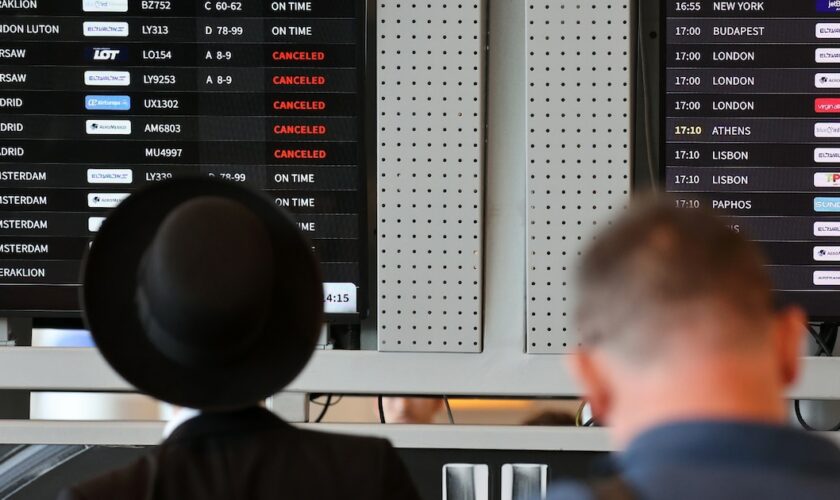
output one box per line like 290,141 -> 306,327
576,197 -> 774,358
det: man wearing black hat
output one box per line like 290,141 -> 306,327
58,179 -> 421,500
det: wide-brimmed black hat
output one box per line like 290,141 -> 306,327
82,178 -> 323,410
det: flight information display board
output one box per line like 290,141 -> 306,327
0,0 -> 367,318
664,1 -> 840,319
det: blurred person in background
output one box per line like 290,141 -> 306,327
59,179 -> 420,500
523,411 -> 576,427
549,198 -> 840,499
380,397 -> 444,424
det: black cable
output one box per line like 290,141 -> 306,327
314,395 -> 333,423
443,396 -> 455,424
575,401 -> 587,427
310,395 -> 330,407
377,395 -> 386,424
311,395 -> 343,407
806,324 -> 833,356
795,324 -> 840,432
635,0 -> 658,192
794,399 -> 840,432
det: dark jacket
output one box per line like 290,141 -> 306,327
58,407 -> 421,500
549,420 -> 840,500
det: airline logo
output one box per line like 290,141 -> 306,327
817,0 -> 840,14
816,123 -> 840,137
85,95 -> 130,111
87,47 -> 125,62
84,70 -> 130,86
83,0 -> 128,12
817,48 -> 840,62
88,192 -> 129,208
815,221 -> 840,236
83,21 -> 129,37
814,197 -> 840,212
815,148 -> 840,162
87,169 -> 132,184
814,271 -> 840,285
86,119 -> 131,135
88,216 -> 106,232
816,73 -> 840,88
816,98 -> 840,112
815,172 -> 840,187
817,24 -> 840,39
815,246 -> 840,261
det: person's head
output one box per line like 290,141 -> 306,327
523,411 -> 576,427
84,179 -> 323,411
381,397 -> 444,424
570,197 -> 805,444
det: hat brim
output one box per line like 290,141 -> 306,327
82,178 -> 323,410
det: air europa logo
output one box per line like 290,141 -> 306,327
85,95 -> 131,111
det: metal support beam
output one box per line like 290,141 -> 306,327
1,420 -> 838,452
0,420 -> 613,451
0,348 -> 839,400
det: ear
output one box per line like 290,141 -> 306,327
772,307 -> 807,387
569,350 -> 613,423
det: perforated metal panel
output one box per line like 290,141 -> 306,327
526,1 -> 632,354
377,2 -> 485,352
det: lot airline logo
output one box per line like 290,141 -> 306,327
818,0 -> 840,14
87,47 -> 126,62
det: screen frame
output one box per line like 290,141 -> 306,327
648,0 -> 840,323
0,1 -> 376,324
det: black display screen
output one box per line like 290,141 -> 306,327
663,1 -> 840,319
0,0 -> 368,318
